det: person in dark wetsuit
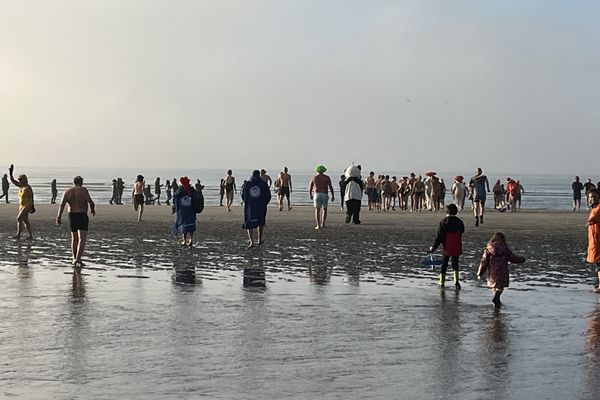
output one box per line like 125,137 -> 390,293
338,175 -> 347,210
154,177 -> 162,205
51,179 -> 58,204
429,203 -> 465,289
573,176 -> 584,212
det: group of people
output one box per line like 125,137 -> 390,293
572,176 -> 600,212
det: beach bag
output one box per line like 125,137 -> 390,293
192,188 -> 204,214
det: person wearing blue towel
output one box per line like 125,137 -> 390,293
171,177 -> 196,247
242,170 -> 271,248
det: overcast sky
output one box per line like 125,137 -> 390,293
1,0 -> 599,174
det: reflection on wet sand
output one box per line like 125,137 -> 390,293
244,256 -> 266,289
585,301 -> 600,398
479,310 -> 511,400
309,264 -> 333,285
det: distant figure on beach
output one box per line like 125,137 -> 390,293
116,178 -> 125,204
451,176 -> 467,211
585,179 -> 596,209
219,178 -> 225,206
109,179 -> 118,205
171,177 -> 196,247
573,176 -> 584,212
224,170 -> 236,212
241,170 -> 271,247
339,174 -> 347,210
381,175 -> 393,212
51,179 -> 58,204
492,179 -> 503,209
506,178 -> 519,212
517,180 -> 525,209
309,165 -> 335,230
344,165 -> 363,224
275,167 -> 292,211
477,232 -> 525,308
9,164 -> 35,240
365,171 -> 376,211
165,179 -> 172,205
469,167 -> 490,226
412,176 -> 425,212
154,177 -> 162,205
132,175 -> 145,222
390,176 -> 399,211
260,169 -> 272,187
429,204 -> 465,289
586,189 -> 600,293
195,179 -> 205,192
171,178 -> 179,194
0,173 -> 10,203
55,176 -> 96,267
143,185 -> 154,205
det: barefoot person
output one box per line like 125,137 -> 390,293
309,165 -> 335,230
171,177 -> 196,246
242,170 -> 271,247
132,175 -> 145,222
223,170 -> 236,212
9,164 -> 35,239
469,167 -> 490,226
278,167 -> 293,211
573,176 -> 584,212
586,189 -> 600,293
0,174 -> 10,203
55,176 -> 96,267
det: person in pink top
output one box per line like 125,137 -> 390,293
505,178 -> 519,212
309,165 -> 335,230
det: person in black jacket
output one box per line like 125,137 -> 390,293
429,204 -> 465,289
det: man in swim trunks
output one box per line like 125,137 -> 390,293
132,175 -> 145,221
469,167 -> 490,226
364,171 -> 376,211
56,176 -> 96,267
277,167 -> 293,211
309,165 -> 335,229
573,176 -> 584,212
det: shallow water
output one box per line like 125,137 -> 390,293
1,221 -> 600,399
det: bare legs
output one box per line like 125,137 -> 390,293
70,230 -> 87,266
473,201 -> 484,226
314,207 -> 328,229
181,232 -> 194,247
226,192 -> 233,212
247,226 -> 265,247
134,202 -> 144,221
15,208 -> 33,239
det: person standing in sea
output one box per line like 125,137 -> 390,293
9,164 -> 35,240
586,189 -> 600,293
241,170 -> 271,247
573,176 -> 584,212
51,179 -> 58,204
55,176 -> 96,267
132,175 -> 145,222
0,173 -> 10,203
469,167 -> 490,226
309,165 -> 335,230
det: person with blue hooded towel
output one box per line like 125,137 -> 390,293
171,176 -> 196,246
242,170 -> 271,247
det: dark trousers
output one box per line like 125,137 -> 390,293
0,190 -> 7,203
441,255 -> 459,275
345,199 -> 361,223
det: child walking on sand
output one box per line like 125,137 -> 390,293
477,232 -> 525,308
429,204 -> 465,289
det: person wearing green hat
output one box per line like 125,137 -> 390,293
309,165 -> 335,230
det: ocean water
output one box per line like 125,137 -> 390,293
2,166 -> 591,210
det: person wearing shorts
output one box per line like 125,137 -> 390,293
132,175 -> 145,222
56,176 -> 95,267
469,167 -> 490,226
309,165 -> 334,230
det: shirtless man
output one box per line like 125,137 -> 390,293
364,172 -> 376,211
56,176 -> 96,267
223,170 -> 236,212
132,175 -> 145,221
390,176 -> 399,211
260,169 -> 272,187
309,165 -> 335,229
277,167 -> 293,211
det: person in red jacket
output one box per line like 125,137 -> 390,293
586,189 -> 600,293
429,204 -> 465,289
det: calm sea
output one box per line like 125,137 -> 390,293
5,166 -> 591,210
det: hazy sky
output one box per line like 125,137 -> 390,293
1,0 -> 599,174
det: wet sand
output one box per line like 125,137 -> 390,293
2,204 -> 600,399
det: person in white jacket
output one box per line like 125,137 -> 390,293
344,165 -> 364,224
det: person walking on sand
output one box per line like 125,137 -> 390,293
429,204 -> 465,289
132,175 -> 145,222
154,177 -> 162,205
573,176 -> 584,212
223,170 -> 236,212
242,170 -> 271,247
0,173 -> 10,203
309,165 -> 335,230
344,165 -> 363,224
171,177 -> 197,247
477,232 -> 526,308
116,178 -> 125,204
506,178 -> 519,212
451,176 -> 467,211
9,164 -> 35,239
586,189 -> 600,293
339,174 -> 347,210
517,180 -> 525,210
55,176 -> 96,267
260,169 -> 272,188
278,167 -> 293,211
364,171 -> 376,211
51,179 -> 58,204
165,179 -> 172,205
469,167 -> 490,226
